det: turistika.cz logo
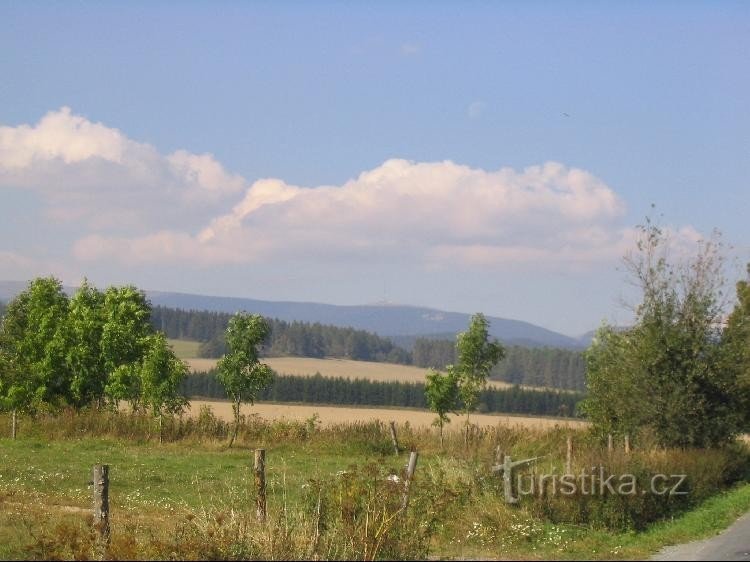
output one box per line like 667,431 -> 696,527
492,455 -> 688,504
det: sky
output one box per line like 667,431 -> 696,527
0,1 -> 748,336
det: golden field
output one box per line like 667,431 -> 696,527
189,399 -> 587,430
186,356 -> 528,389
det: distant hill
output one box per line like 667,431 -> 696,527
0,281 -> 585,349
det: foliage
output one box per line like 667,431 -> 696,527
454,313 -> 505,427
216,312 -> 274,446
140,332 -> 189,417
0,277 -> 187,433
721,264 -> 750,430
425,367 -> 460,444
0,277 -> 71,413
63,280 -> 106,408
582,220 -> 745,447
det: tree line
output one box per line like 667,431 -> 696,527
0,278 -> 187,437
181,371 -> 582,417
151,305 -> 586,390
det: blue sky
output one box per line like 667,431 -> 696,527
0,2 -> 748,335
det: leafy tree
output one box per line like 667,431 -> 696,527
64,280 -> 106,408
721,264 -> 750,431
454,313 -> 505,436
102,286 -> 153,408
0,278 -> 71,412
140,332 -> 189,442
424,367 -> 460,446
217,313 -> 274,447
582,220 -> 744,447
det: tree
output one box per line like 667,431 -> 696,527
582,219 -> 744,447
424,367 -> 460,446
454,313 -> 505,439
64,280 -> 106,409
140,332 -> 189,442
101,286 -> 153,409
217,313 -> 274,447
0,278 -> 71,411
721,264 -> 750,431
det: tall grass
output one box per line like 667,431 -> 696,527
1,408 -> 748,559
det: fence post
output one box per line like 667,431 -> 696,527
389,421 -> 400,455
607,434 -> 613,453
92,464 -> 110,545
566,436 -> 573,474
254,449 -> 267,522
11,410 -> 17,440
624,434 -> 631,454
494,445 -> 504,467
401,451 -> 419,511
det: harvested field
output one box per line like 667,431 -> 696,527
186,356 -> 542,390
189,399 -> 587,430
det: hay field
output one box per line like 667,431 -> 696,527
189,399 -> 586,430
186,356 -> 522,389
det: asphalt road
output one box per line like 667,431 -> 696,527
652,511 -> 750,561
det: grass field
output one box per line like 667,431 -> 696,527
0,410 -> 747,560
189,399 -> 587,430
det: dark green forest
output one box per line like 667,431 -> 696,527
182,370 -> 582,417
151,306 -> 586,390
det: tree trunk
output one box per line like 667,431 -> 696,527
158,414 -> 163,444
229,399 -> 240,448
464,410 -> 471,447
439,421 -> 444,448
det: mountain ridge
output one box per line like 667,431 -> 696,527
0,280 -> 588,349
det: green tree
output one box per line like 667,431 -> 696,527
102,286 -> 153,409
454,313 -> 505,438
140,332 -> 189,442
721,264 -> 750,431
424,367 -> 460,446
217,313 -> 274,447
0,278 -> 71,411
582,219 -> 744,447
64,280 -> 106,409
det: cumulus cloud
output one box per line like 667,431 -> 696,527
74,159 -> 637,270
0,107 -> 245,230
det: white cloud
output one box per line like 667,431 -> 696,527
0,107 -> 245,230
74,159 -> 635,270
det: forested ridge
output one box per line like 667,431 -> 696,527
151,306 -> 586,390
182,370 -> 582,417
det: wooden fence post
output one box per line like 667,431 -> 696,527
92,464 -> 110,544
11,410 -> 17,440
494,445 -> 504,467
401,451 -> 419,511
389,421 -> 400,455
254,449 -> 267,522
566,436 -> 573,474
607,434 -> 613,453
624,434 -> 631,454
